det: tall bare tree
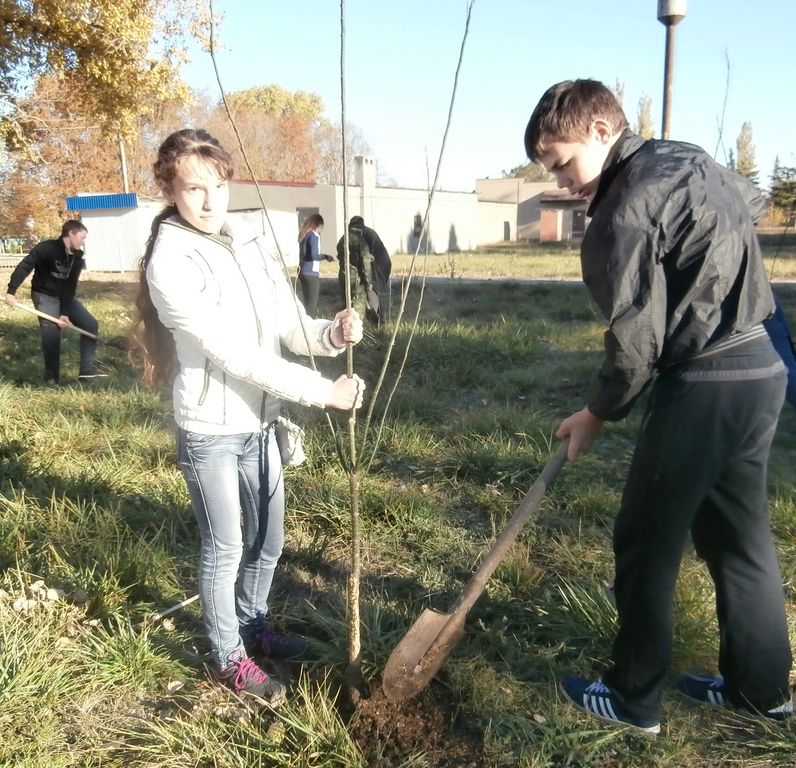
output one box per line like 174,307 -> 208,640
314,120 -> 371,184
612,79 -> 626,108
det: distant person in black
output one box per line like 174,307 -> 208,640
5,220 -> 103,384
336,216 -> 392,325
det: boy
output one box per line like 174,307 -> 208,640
524,79 -> 792,734
5,220 -> 105,384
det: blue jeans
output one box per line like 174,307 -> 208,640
177,426 -> 284,668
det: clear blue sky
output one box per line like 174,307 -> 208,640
183,0 -> 795,192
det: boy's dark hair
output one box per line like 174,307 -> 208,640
524,79 -> 628,161
61,219 -> 87,237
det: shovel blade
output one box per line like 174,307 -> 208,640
382,608 -> 466,702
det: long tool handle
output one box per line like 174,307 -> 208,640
12,302 -> 98,340
451,438 -> 569,615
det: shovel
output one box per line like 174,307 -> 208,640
382,438 -> 569,702
12,302 -> 129,350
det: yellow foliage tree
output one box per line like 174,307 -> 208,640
212,85 -> 369,184
0,0 -> 202,142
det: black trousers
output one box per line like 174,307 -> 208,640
32,291 -> 98,381
603,338 -> 791,721
298,273 -> 320,318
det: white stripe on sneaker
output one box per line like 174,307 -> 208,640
707,688 -> 726,706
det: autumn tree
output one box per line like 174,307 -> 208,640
314,120 -> 372,184
503,162 -> 554,183
0,0 -> 203,144
635,93 -> 655,139
0,75 -> 212,239
225,85 -> 324,121
735,121 -> 758,185
210,84 -> 369,184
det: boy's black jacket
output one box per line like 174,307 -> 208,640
6,238 -> 85,312
582,130 -> 774,421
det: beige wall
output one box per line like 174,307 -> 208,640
227,167 -> 547,255
475,178 -> 554,203
345,186 -> 481,254
476,178 -> 559,241
231,209 -> 301,267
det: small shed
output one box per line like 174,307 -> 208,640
66,193 -> 163,271
538,190 -> 589,243
66,191 -> 300,272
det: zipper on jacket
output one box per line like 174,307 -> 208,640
199,359 -> 212,406
198,363 -> 228,422
164,219 -> 261,424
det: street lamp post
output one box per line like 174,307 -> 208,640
657,0 -> 687,140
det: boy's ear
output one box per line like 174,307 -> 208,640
590,119 -> 614,144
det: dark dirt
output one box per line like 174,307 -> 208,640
349,682 -> 485,767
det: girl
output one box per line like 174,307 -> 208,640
297,213 -> 332,317
134,129 -> 364,705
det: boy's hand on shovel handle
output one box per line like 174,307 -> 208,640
556,407 -> 604,462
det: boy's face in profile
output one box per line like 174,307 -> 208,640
537,120 -> 614,202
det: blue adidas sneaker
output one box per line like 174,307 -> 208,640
677,674 -> 793,721
560,676 -> 661,735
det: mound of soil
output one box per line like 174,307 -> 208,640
350,682 -> 484,767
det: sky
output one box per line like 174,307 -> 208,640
182,0 -> 796,192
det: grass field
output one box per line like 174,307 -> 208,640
389,231 -> 796,281
0,257 -> 795,766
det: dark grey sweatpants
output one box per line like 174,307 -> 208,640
32,291 -> 98,382
603,337 -> 791,721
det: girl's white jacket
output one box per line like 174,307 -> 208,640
147,217 -> 344,435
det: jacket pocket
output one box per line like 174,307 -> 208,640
193,360 -> 226,424
198,359 -> 212,406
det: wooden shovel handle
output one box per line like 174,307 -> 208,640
451,438 -> 569,615
12,302 -> 98,340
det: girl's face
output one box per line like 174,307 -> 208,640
164,155 -> 230,234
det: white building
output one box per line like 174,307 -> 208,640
63,157 -> 580,272
65,193 -> 300,272
228,156 -> 516,258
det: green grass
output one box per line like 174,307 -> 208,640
388,231 -> 796,281
0,270 -> 794,766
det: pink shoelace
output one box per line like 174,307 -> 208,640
229,656 -> 268,691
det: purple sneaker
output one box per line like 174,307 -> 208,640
214,651 -> 286,705
253,623 -> 309,660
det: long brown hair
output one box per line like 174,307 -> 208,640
131,129 -> 234,387
298,213 -> 324,243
